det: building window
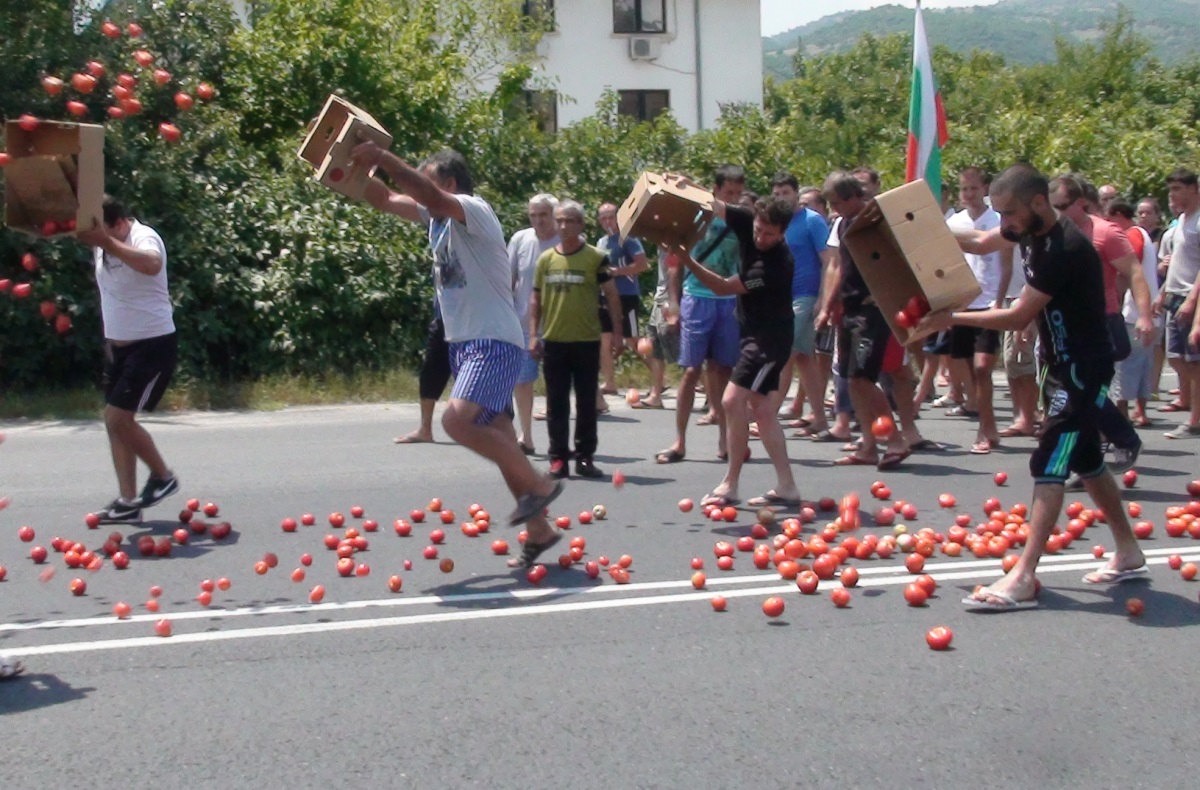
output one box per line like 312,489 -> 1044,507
618,90 -> 669,123
522,0 -> 555,32
514,90 -> 558,134
613,0 -> 666,34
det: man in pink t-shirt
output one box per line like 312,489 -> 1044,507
1049,175 -> 1155,486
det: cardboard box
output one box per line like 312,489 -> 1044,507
842,179 -> 982,346
617,172 -> 714,249
4,120 -> 104,238
297,94 -> 392,201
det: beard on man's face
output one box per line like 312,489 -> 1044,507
999,210 -> 1046,243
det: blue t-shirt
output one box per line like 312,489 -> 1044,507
785,207 -> 829,299
596,234 -> 645,297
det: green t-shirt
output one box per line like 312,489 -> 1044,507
534,244 -> 612,342
684,218 -> 740,299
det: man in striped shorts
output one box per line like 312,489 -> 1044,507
354,143 -> 564,567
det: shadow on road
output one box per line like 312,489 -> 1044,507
0,673 -> 94,715
950,581 -> 1200,628
421,568 -> 599,610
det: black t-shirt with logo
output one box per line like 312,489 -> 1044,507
725,205 -> 794,346
1023,216 -> 1113,367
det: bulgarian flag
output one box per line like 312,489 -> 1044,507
905,1 -> 949,199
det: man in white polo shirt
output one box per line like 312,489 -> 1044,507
76,196 -> 180,524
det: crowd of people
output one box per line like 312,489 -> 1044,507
6,148 -> 1200,689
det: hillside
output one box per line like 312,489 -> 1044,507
763,0 -> 1200,79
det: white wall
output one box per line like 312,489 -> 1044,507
537,0 -> 762,133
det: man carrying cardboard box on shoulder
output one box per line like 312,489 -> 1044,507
75,196 -> 180,524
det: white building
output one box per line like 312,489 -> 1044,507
230,1 -> 764,134
523,0 -> 763,133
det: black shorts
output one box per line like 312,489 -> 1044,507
731,338 -> 790,395
922,329 -> 952,356
599,294 -> 641,337
1030,359 -> 1114,484
419,316 -> 452,401
838,305 -> 891,382
103,333 -> 178,413
949,324 -> 1001,360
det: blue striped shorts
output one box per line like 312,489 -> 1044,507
449,339 -> 523,425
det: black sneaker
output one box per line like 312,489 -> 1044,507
134,474 -> 179,509
96,499 -> 143,525
575,457 -> 604,479
549,459 -> 569,480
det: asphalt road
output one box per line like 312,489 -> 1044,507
2,383 -> 1199,789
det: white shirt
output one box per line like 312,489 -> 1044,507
947,207 -> 1003,308
93,220 -> 174,342
826,216 -> 842,249
1123,225 -> 1162,326
419,195 -> 525,347
508,227 -> 559,331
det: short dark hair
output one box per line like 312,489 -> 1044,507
1079,178 -> 1101,206
1048,173 -> 1084,203
754,196 -> 795,231
421,149 -> 474,195
102,194 -> 129,226
992,164 -> 1050,203
1167,168 -> 1199,187
851,166 -> 880,185
823,171 -> 864,201
740,189 -> 760,205
1106,200 -> 1135,220
959,166 -> 991,185
770,171 -> 799,191
714,164 -> 746,189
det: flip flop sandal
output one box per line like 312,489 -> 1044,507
1082,564 -> 1150,584
630,401 -> 664,410
969,440 -> 995,455
747,492 -> 802,508
909,439 -> 944,451
655,449 -> 685,464
507,532 -> 563,569
961,590 -> 1039,611
701,493 -> 740,508
785,418 -> 812,429
696,414 -> 719,426
998,426 -> 1036,438
1159,401 -> 1186,412
600,387 -> 618,396
0,656 -> 25,681
508,480 -> 565,526
877,449 -> 911,470
1132,416 -> 1153,428
945,406 -> 980,418
808,429 -> 847,443
393,434 -> 432,444
841,441 -> 862,452
833,455 -> 877,466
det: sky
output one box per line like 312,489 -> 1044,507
761,0 -> 1003,36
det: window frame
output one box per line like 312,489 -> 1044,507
613,0 -> 668,35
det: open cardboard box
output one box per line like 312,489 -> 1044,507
4,120 -> 104,238
842,179 -> 981,346
617,172 -> 714,250
298,94 -> 392,201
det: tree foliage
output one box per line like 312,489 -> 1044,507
1,1 -> 1197,394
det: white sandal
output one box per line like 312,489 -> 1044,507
0,655 -> 25,681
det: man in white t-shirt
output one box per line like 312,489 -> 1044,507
508,193 -> 560,455
352,143 -> 563,566
74,196 -> 180,525
945,168 -> 1013,454
1107,200 -> 1162,426
1156,167 -> 1200,438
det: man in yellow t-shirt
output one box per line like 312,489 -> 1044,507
529,200 -> 622,480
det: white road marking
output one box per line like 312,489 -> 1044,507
3,545 -> 1191,635
3,548 -> 1196,658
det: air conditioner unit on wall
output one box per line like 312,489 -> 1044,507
628,36 -> 661,61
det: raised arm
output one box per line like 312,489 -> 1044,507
671,243 -> 744,297
77,224 -> 162,276
352,140 -> 465,224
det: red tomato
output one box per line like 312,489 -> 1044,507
925,625 -> 953,651
710,596 -> 727,612
904,583 -> 928,607
761,596 -> 785,618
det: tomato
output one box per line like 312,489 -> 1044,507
154,619 -> 172,638
905,553 -> 925,574
1125,598 -> 1144,617
830,588 -> 851,607
938,493 -> 957,508
871,416 -> 895,439
196,82 -> 215,100
915,574 -> 937,596
796,570 -> 819,594
691,572 -> 706,589
1181,563 -> 1198,581
492,539 -> 509,555
710,596 -> 727,612
840,566 -> 859,587
925,625 -> 953,651
761,596 -> 785,618
309,585 -> 325,604
904,583 -> 928,607
678,498 -> 694,512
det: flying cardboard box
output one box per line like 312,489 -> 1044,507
297,94 -> 392,201
617,172 -> 714,249
842,179 -> 982,346
4,120 -> 104,238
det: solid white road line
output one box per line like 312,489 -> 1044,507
3,549 -> 1196,659
3,545 -> 1193,635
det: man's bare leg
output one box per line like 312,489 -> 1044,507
974,352 -> 1000,446
664,366 -> 702,459
706,364 -> 732,457
395,398 -> 437,443
105,406 -> 169,501
514,382 -> 535,451
751,391 -> 799,500
706,382 -> 749,502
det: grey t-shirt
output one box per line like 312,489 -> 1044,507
1164,211 -> 1200,296
508,227 -> 559,331
420,194 -> 525,347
